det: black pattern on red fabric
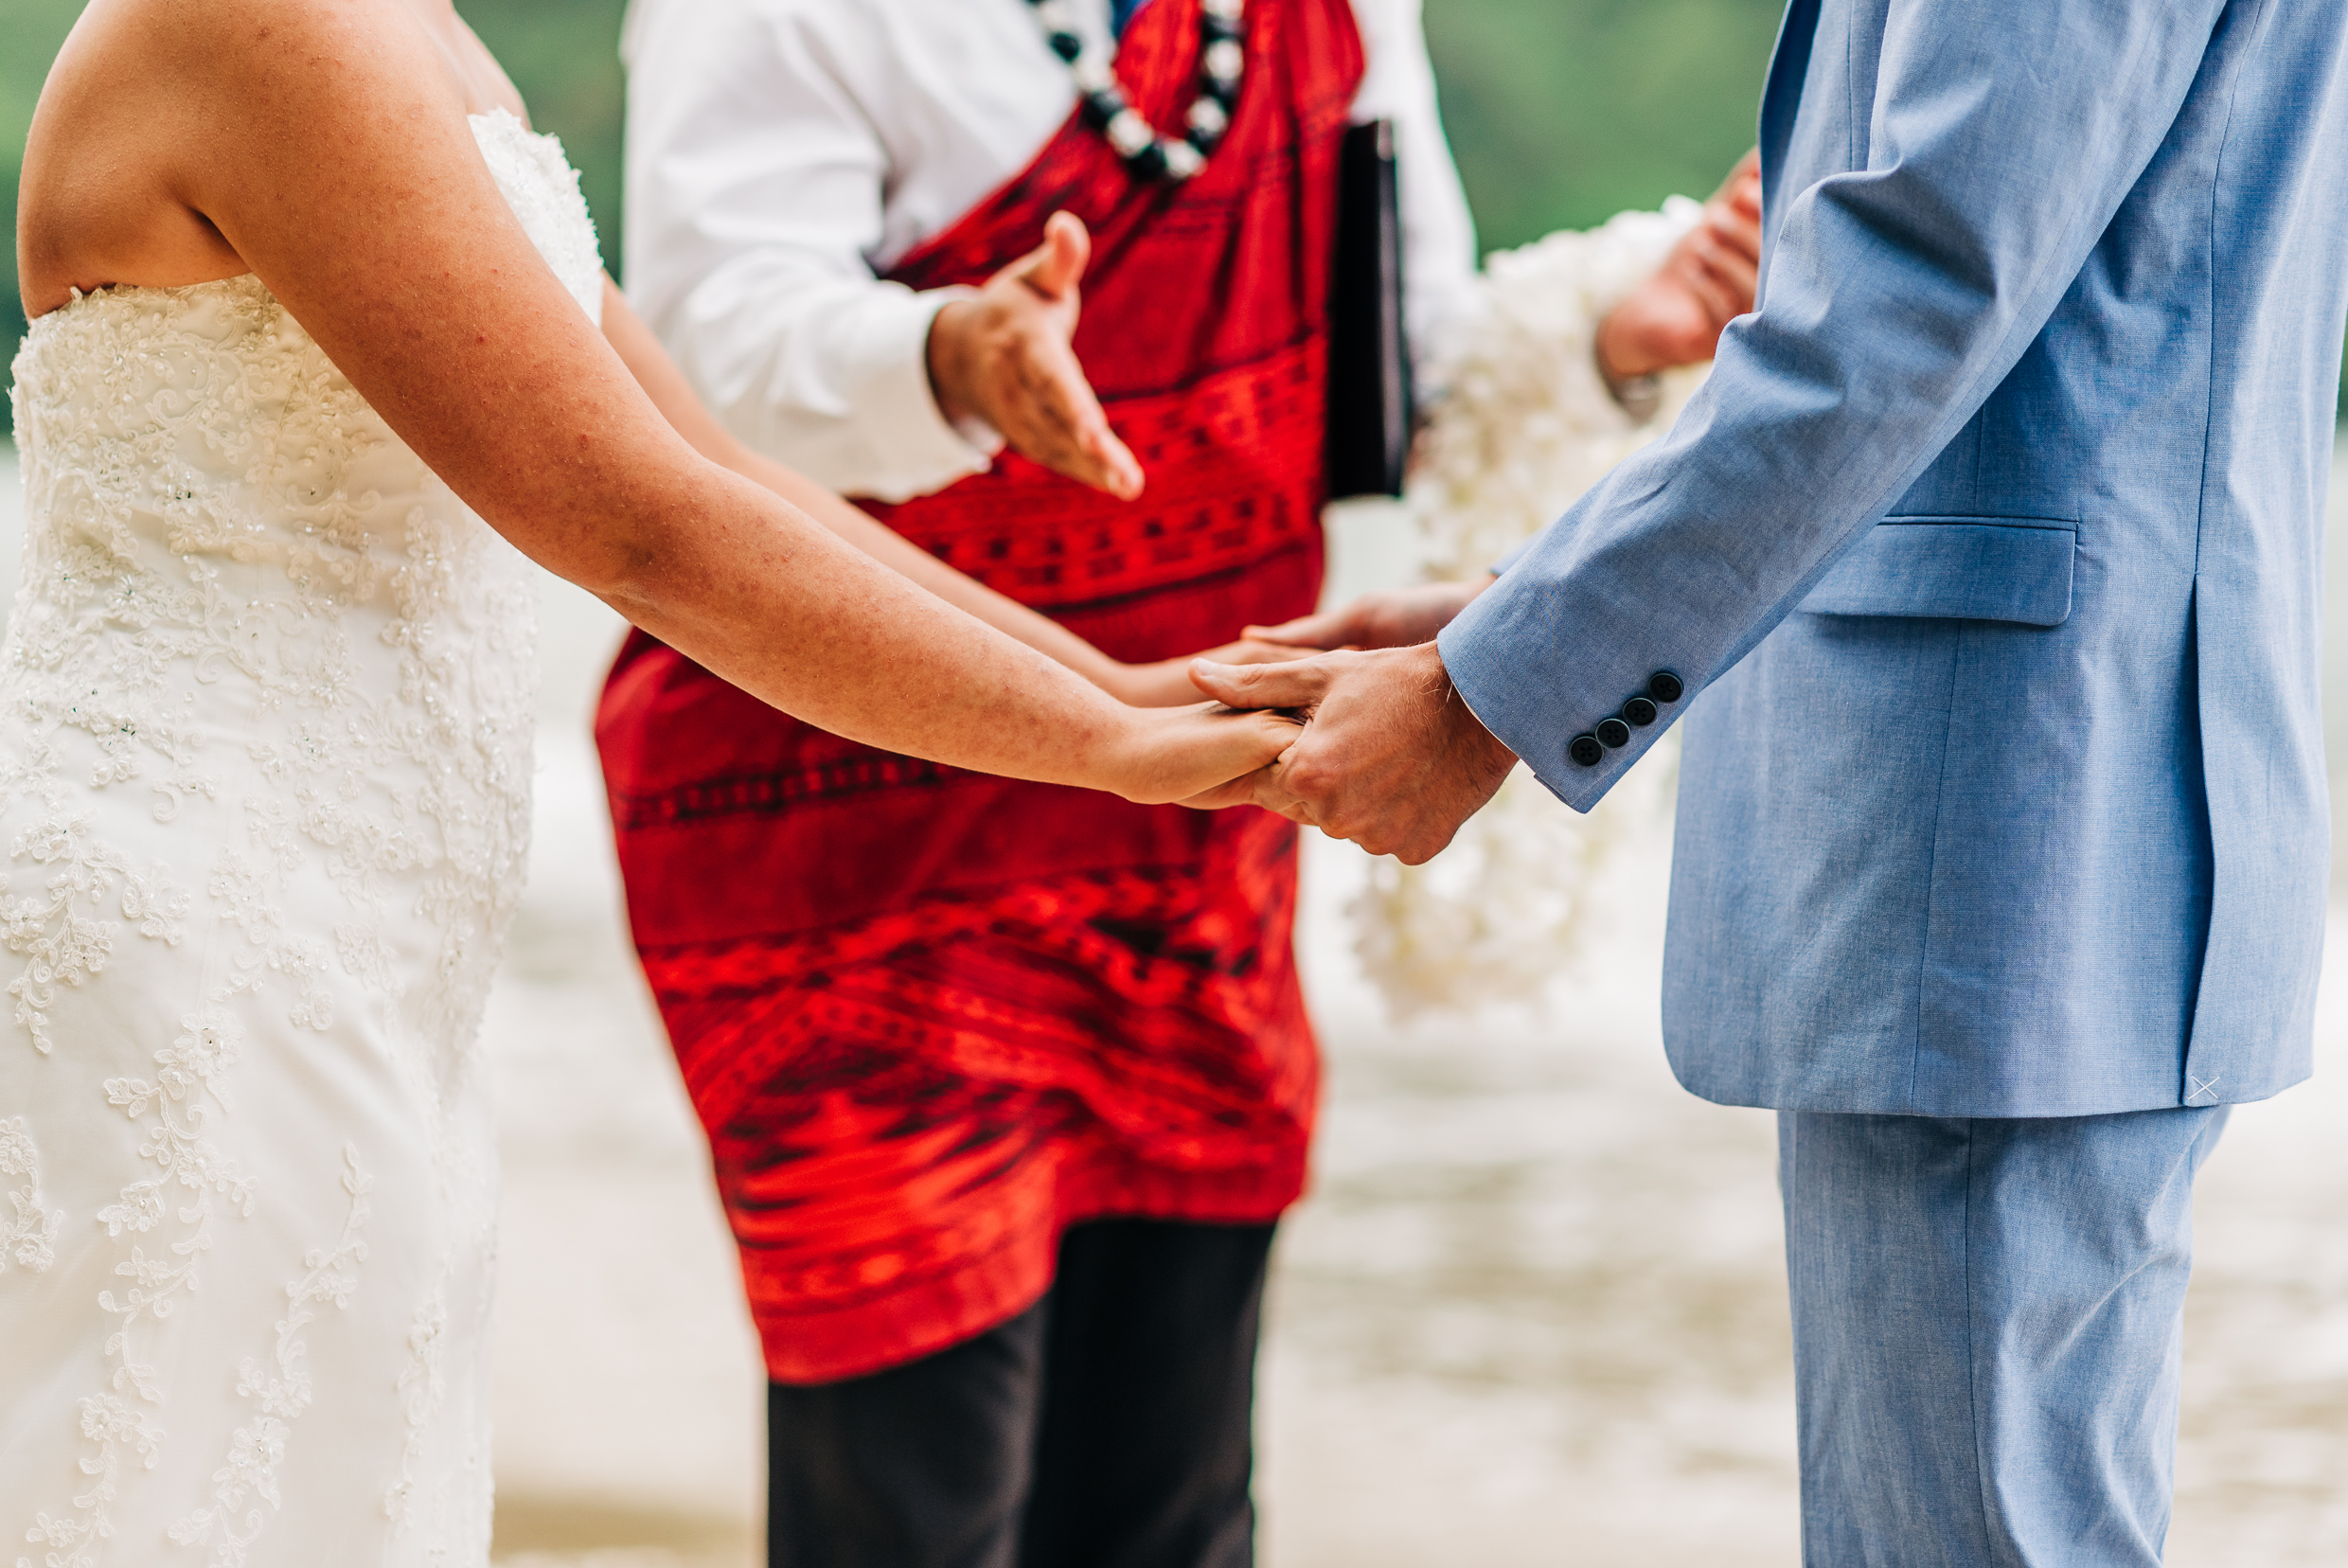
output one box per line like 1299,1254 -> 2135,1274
596,0 -> 1363,1383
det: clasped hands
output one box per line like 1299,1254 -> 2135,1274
1184,580 -> 1518,865
950,159 -> 1762,852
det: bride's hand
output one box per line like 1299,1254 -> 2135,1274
1107,702 -> 1303,805
1109,637 -> 1321,707
1245,579 -> 1490,651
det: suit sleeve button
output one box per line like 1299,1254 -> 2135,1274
1568,734 -> 1605,767
1622,696 -> 1659,726
1594,717 -> 1632,748
1647,670 -> 1684,704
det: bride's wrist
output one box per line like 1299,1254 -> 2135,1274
1094,704 -> 1171,800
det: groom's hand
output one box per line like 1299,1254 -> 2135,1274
927,211 -> 1146,500
1185,644 -> 1517,864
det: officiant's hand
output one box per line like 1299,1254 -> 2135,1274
1182,644 -> 1518,864
927,211 -> 1146,501
1595,148 -> 1764,380
1244,579 -> 1491,652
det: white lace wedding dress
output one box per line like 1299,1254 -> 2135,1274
0,110 -> 600,1568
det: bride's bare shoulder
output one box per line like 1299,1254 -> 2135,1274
34,0 -> 460,122
17,0 -> 471,316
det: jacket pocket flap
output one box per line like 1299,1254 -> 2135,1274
1800,518 -> 2076,626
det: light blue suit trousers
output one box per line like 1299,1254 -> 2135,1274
1782,1109 -> 2226,1566
1433,0 -> 2346,1559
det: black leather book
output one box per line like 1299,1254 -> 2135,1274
1326,118 -> 1413,500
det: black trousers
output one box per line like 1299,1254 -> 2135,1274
766,1219 -> 1277,1568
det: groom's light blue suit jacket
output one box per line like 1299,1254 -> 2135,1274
1440,0 -> 2348,1116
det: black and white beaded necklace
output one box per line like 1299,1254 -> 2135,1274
1021,0 -> 1246,182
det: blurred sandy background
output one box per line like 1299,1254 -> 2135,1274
9,442 -> 2342,1567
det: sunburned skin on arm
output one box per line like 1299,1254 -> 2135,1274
597,280 -> 1310,708
14,0 -> 1298,803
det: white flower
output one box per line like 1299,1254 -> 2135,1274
1350,200 -> 1711,1018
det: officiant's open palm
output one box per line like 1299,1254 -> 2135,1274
927,211 -> 1146,500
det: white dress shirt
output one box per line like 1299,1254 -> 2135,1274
621,0 -> 1481,501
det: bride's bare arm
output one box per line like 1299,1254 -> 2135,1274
596,283 -> 1132,690
598,281 -> 1311,708
21,0 -> 1294,800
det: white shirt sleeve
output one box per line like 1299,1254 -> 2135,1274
619,0 -> 1479,496
1346,0 -> 1481,381
621,0 -> 1004,501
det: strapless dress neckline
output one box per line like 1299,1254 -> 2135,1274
34,110 -> 601,331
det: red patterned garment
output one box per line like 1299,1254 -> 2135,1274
596,0 -> 1364,1383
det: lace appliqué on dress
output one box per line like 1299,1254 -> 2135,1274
1,821 -> 190,1056
0,1117 -> 62,1274
169,1147 -> 371,1568
382,1272 -> 450,1537
5,109 -> 603,1568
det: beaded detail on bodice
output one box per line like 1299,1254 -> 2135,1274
1,109 -> 600,1060
0,110 -> 601,1568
